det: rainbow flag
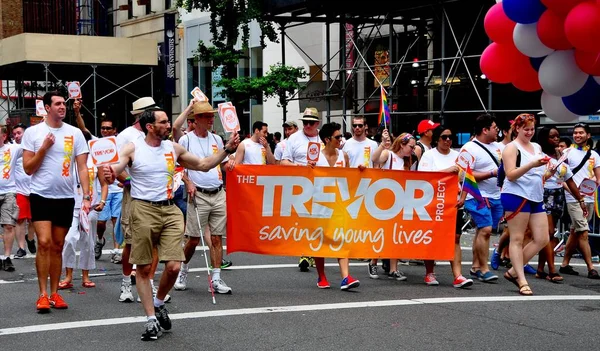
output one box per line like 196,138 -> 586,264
595,185 -> 600,218
463,164 -> 485,209
378,86 -> 391,127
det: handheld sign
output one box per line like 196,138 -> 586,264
580,178 -> 596,197
218,102 -> 240,133
455,150 -> 474,172
88,136 -> 119,166
551,150 -> 569,171
191,87 -> 209,102
35,99 -> 47,117
67,81 -> 82,99
307,142 -> 321,162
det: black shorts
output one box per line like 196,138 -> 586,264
30,194 -> 75,229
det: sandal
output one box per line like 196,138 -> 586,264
547,272 -> 564,283
58,281 -> 73,290
504,271 -> 519,288
535,271 -> 548,280
518,283 -> 533,296
82,281 -> 96,288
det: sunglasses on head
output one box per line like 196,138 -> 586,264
352,124 -> 364,128
303,120 -> 317,126
440,134 -> 452,140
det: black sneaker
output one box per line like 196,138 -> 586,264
221,258 -> 233,269
588,269 -> 600,280
298,257 -> 310,272
26,238 -> 37,254
154,305 -> 172,330
14,248 -> 26,259
141,319 -> 162,341
94,238 -> 105,260
559,265 -> 579,276
3,258 -> 15,272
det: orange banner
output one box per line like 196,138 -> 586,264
226,166 -> 458,260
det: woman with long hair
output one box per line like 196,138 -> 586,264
536,126 -> 587,283
501,114 -> 550,295
372,129 -> 417,281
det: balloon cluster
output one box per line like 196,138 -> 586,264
480,0 -> 600,122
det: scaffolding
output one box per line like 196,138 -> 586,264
77,0 -> 96,35
264,0 -> 543,135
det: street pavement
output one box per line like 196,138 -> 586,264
1,233 -> 600,350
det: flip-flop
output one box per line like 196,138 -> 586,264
82,281 -> 96,288
58,281 -> 73,290
518,284 -> 533,296
547,273 -> 564,284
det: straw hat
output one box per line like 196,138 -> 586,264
190,101 -> 217,116
130,97 -> 159,115
299,107 -> 319,121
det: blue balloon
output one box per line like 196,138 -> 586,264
503,0 -> 546,24
563,77 -> 600,116
530,56 -> 546,72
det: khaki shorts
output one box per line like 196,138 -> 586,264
129,199 -> 185,265
567,202 -> 594,233
186,189 -> 226,237
120,186 -> 133,245
0,193 -> 19,226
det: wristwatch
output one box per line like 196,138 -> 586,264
83,195 -> 91,201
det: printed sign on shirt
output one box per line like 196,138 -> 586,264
580,178 -> 596,196
191,87 -> 209,102
88,137 -> 120,166
67,81 -> 82,99
307,142 -> 321,162
35,99 -> 47,117
218,102 -> 240,133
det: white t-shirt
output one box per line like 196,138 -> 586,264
342,137 -> 378,168
383,151 -> 416,171
113,126 -> 144,194
179,131 -> 226,189
241,139 -> 266,165
545,156 -> 573,190
460,139 -> 502,199
282,131 -> 322,166
0,144 -> 23,194
22,122 -> 88,199
501,142 -> 545,202
14,151 -> 31,196
129,139 -> 177,202
274,139 -> 287,161
316,149 -> 346,167
564,147 -> 600,203
418,148 -> 459,172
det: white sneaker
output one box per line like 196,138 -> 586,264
209,279 -> 232,294
174,268 -> 188,291
119,281 -> 135,302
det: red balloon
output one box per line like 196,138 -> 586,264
541,0 -> 587,16
575,49 -> 600,75
484,3 -> 516,44
512,64 -> 542,92
565,2 -> 600,53
537,10 -> 572,50
480,43 -> 522,84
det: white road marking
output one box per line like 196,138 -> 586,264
12,245 -> 222,260
1,295 -> 599,336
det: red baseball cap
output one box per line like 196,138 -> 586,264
417,120 -> 440,134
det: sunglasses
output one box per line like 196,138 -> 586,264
332,135 -> 343,140
100,127 -> 114,131
187,120 -> 195,124
303,120 -> 317,126
352,124 -> 364,128
440,134 -> 453,140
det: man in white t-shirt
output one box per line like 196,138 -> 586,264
175,101 -> 234,293
281,107 -> 322,271
234,121 -> 275,165
560,123 -> 600,279
274,120 -> 298,165
342,116 -> 379,169
414,119 -> 440,161
0,126 -> 23,272
22,91 -> 90,312
105,108 -> 239,341
458,114 -> 501,283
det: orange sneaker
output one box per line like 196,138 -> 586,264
49,293 -> 68,309
36,294 -> 51,313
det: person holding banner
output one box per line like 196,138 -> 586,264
559,123 -> 600,279
458,114 -> 501,283
417,126 -> 474,288
371,131 -> 417,281
103,108 -> 239,341
234,121 -> 275,165
306,122 -> 360,290
342,116 -> 378,169
501,114 -> 551,296
281,107 -> 322,272
274,121 -> 298,165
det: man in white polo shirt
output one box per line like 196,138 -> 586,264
234,121 -> 275,165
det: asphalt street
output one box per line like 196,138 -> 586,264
1,232 -> 600,351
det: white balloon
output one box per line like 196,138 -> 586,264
541,92 -> 579,123
539,50 -> 589,97
513,23 -> 554,58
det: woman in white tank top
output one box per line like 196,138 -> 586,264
501,114 -> 551,296
308,122 -> 359,291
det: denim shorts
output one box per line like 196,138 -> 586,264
464,197 -> 503,230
